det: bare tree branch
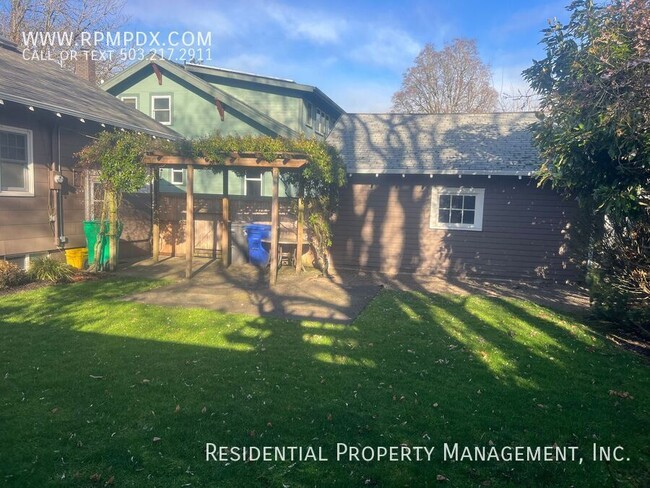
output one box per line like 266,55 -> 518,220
392,39 -> 499,114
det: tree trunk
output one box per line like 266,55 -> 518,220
107,189 -> 119,272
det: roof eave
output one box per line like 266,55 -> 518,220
347,168 -> 538,177
0,93 -> 182,140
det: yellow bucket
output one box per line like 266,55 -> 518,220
65,247 -> 88,269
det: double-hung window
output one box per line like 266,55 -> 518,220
245,169 -> 263,197
0,125 -> 33,196
120,96 -> 138,110
170,168 -> 184,185
151,95 -> 172,125
430,187 -> 485,231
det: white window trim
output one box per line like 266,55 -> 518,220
0,124 -> 34,197
120,96 -> 138,109
170,168 -> 184,185
305,102 -> 313,128
244,170 -> 264,197
151,95 -> 172,125
430,186 -> 485,231
314,108 -> 323,134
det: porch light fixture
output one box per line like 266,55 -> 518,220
28,106 -> 34,111
430,174 -> 433,178
401,174 -> 405,178
487,175 -> 492,179
100,123 -> 105,127
518,175 -> 522,180
0,99 -> 4,104
56,112 -> 62,117
458,174 -> 462,178
375,173 -> 379,178
79,118 -> 85,123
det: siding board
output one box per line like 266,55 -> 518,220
331,175 -> 581,280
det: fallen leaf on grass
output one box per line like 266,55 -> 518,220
609,390 -> 634,399
152,437 -> 161,443
175,404 -> 181,413
201,406 -> 207,414
436,474 -> 448,481
89,375 -> 104,380
90,473 -> 101,482
105,475 -> 114,486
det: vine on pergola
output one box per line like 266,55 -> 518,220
77,132 -> 347,272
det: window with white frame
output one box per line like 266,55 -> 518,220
305,102 -> 313,127
430,187 -> 485,231
151,95 -> 172,125
244,169 -> 263,197
171,168 -> 184,185
120,96 -> 138,109
0,125 -> 33,195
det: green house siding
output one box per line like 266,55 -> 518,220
108,71 -> 268,139
159,168 -> 295,197
199,76 -> 304,133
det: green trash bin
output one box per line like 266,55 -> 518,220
83,220 -> 123,267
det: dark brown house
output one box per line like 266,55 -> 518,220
326,113 -> 580,281
0,37 -> 180,267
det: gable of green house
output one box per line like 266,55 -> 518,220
106,68 -> 271,140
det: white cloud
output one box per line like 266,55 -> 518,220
124,0 -> 237,39
349,27 -> 420,71
262,2 -> 348,44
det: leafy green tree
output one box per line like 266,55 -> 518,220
77,131 -> 157,271
523,0 -> 650,326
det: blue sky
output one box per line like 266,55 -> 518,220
123,0 -> 571,112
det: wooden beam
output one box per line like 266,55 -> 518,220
185,164 -> 194,279
143,154 -> 308,169
270,167 -> 280,286
221,169 -> 230,266
152,168 -> 160,262
296,178 -> 304,274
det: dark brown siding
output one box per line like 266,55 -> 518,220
0,107 -> 89,257
331,174 -> 581,281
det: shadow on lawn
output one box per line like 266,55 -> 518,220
0,278 -> 645,487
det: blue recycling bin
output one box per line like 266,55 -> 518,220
245,224 -> 271,266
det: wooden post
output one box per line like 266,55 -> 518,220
270,167 -> 280,286
185,164 -> 194,279
296,178 -> 304,273
221,169 -> 230,266
152,168 -> 160,262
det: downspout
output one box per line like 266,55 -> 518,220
57,125 -> 64,246
51,125 -> 59,247
50,124 -> 64,248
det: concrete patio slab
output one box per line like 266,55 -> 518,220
119,257 -> 383,324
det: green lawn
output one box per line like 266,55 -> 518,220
0,278 -> 647,487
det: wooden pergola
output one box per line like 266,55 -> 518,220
142,152 -> 309,286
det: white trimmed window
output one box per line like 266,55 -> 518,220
430,187 -> 485,231
151,95 -> 172,125
0,125 -> 33,196
120,96 -> 138,110
305,102 -> 313,127
244,169 -> 263,197
171,168 -> 184,185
